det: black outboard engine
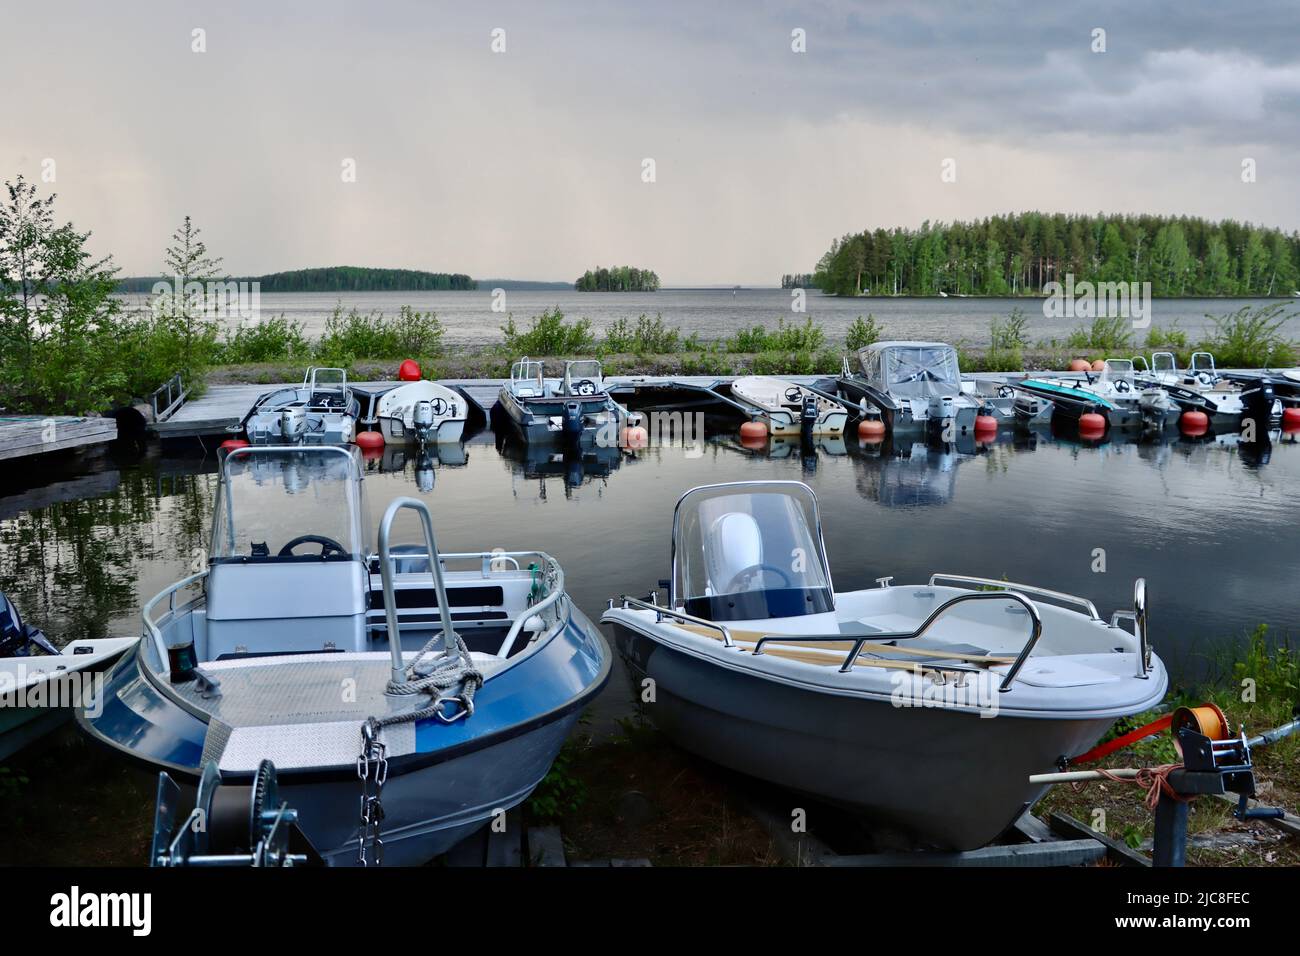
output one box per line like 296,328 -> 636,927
800,394 -> 818,440
0,591 -> 58,658
1240,380 -> 1276,436
562,402 -> 584,444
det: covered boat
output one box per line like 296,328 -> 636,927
837,342 -> 1014,435
239,367 -> 360,445
497,358 -> 641,445
77,444 -> 610,865
601,481 -> 1166,850
729,376 -> 848,437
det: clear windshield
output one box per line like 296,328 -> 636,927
511,360 -> 545,385
673,483 -> 831,619
1151,353 -> 1177,374
870,346 -> 961,399
211,448 -> 363,560
1102,359 -> 1134,385
565,360 -> 604,395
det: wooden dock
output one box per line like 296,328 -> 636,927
0,416 -> 118,461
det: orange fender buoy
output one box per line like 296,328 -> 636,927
1068,359 -> 1091,372
1078,412 -> 1106,438
397,359 -> 421,381
739,420 -> 768,441
355,430 -> 385,450
1282,406 -> 1300,431
974,414 -> 998,433
1090,359 -> 1106,372
219,439 -> 249,451
621,425 -> 649,448
857,418 -> 886,441
1179,409 -> 1210,436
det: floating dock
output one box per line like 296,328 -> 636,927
0,415 -> 118,461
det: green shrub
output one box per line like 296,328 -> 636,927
602,313 -> 680,354
1066,315 -> 1134,354
216,314 -> 311,364
315,305 -> 445,365
845,314 -> 882,351
726,317 -> 825,353
1201,305 -> 1296,368
501,307 -> 594,355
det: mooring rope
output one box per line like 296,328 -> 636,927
1091,764 -> 1191,810
370,631 -> 485,730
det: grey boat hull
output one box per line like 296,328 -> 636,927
611,621 -> 1113,850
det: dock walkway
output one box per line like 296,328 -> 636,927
0,416 -> 118,461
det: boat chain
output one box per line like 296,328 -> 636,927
355,633 -> 485,865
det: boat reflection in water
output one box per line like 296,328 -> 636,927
495,431 -> 631,498
359,440 -> 470,492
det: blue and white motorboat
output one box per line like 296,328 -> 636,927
239,367 -> 360,445
77,444 -> 610,866
1014,359 -> 1178,431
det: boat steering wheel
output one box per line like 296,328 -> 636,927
1196,371 -> 1215,386
429,397 -> 448,415
1114,380 -> 1132,393
722,562 -> 793,594
784,386 -> 804,403
278,534 -> 348,558
571,379 -> 597,396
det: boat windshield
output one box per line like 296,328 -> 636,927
210,447 -> 364,562
672,482 -> 833,621
1102,359 -> 1135,386
564,360 -> 604,396
861,345 -> 961,400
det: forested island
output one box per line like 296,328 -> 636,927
116,266 -> 476,293
813,213 -> 1300,297
574,266 -> 660,292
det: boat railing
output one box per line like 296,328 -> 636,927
378,497 -> 458,685
1108,577 -> 1151,679
928,573 -> 1101,620
142,570 -> 210,666
751,590 -> 1043,692
613,596 -> 736,649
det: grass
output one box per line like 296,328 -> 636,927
1066,314 -> 1135,355
500,307 -> 594,355
1202,304 -> 1297,368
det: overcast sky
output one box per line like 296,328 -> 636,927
3,1 -> 1297,284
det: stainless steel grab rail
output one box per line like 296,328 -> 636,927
377,497 -> 456,686
750,590 -> 1043,691
495,554 -> 565,658
929,573 -> 1100,621
614,596 -> 736,648
1109,577 -> 1150,679
142,570 -> 209,666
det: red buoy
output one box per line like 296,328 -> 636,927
1282,407 -> 1300,431
219,439 -> 249,451
858,418 -> 886,441
1078,412 -> 1106,438
398,359 -> 421,382
621,425 -> 649,448
355,430 -> 385,450
974,414 -> 998,433
1179,409 -> 1210,436
739,420 -> 768,441
1068,359 -> 1091,372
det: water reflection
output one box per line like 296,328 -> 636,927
494,432 -> 631,498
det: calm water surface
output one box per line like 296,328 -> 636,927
113,290 -> 1299,348
3,424 -> 1298,727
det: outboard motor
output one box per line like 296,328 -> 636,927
562,402 -> 584,444
412,400 -> 435,445
279,406 -> 307,444
1240,380 -> 1276,437
800,394 -> 818,440
928,395 -> 955,436
0,591 -> 58,658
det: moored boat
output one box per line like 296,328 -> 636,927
239,367 -> 360,445
373,379 -> 467,445
497,358 -> 641,445
77,444 -> 610,865
729,376 -> 848,437
601,480 -> 1166,850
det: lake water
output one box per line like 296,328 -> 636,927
3,421 -> 1298,733
113,289 -> 1300,348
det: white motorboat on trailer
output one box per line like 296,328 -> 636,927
77,444 -> 610,865
602,481 -> 1166,850
239,367 -> 359,445
729,376 -> 848,437
373,379 -> 467,445
0,593 -> 137,761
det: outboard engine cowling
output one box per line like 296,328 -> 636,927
412,400 -> 435,444
563,402 -> 584,443
280,406 -> 307,444
0,591 -> 58,658
1240,381 -> 1276,435
800,395 -> 818,438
